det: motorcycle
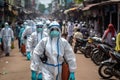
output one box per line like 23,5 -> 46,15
91,36 -> 116,65
73,38 -> 88,54
84,37 -> 102,58
91,42 -> 112,66
98,51 -> 120,79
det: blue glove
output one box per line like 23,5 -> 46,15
69,72 -> 75,80
37,73 -> 42,80
31,70 -> 37,80
26,52 -> 31,60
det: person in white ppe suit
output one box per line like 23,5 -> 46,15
43,20 -> 51,34
32,21 -> 77,80
0,22 -> 14,56
19,22 -> 28,40
26,21 -> 48,59
27,22 -> 48,80
19,22 -> 27,55
21,20 -> 36,42
21,20 -> 36,56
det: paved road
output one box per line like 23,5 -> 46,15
76,53 -> 101,80
0,40 -> 105,80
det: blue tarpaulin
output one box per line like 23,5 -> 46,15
0,0 -> 4,7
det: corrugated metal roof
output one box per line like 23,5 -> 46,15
82,0 -> 120,11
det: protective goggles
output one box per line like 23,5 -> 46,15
36,25 -> 43,28
51,28 -> 59,31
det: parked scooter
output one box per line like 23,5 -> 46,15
98,51 -> 120,79
84,37 -> 102,58
91,42 -> 113,66
74,38 -> 88,54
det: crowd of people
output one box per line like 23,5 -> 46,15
0,18 -> 77,80
0,17 -> 120,80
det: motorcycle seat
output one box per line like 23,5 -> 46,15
76,38 -> 88,43
113,52 -> 120,63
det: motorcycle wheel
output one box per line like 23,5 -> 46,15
84,46 -> 91,58
98,62 -> 113,79
91,50 -> 102,66
79,47 -> 85,54
90,48 -> 98,58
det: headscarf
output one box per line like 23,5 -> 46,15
105,23 -> 115,38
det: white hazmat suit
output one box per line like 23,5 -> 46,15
21,21 -> 36,51
27,22 -> 48,72
32,21 -> 77,80
0,23 -> 14,56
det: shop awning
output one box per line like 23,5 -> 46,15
98,0 -> 120,5
82,3 -> 99,11
64,7 -> 79,14
82,0 -> 120,11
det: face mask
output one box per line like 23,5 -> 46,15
50,30 -> 60,38
37,28 -> 43,32
5,26 -> 9,28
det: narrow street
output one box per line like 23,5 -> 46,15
0,0 -> 120,80
0,40 -> 102,80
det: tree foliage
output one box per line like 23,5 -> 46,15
38,3 -> 46,13
74,0 -> 83,4
47,3 -> 52,12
